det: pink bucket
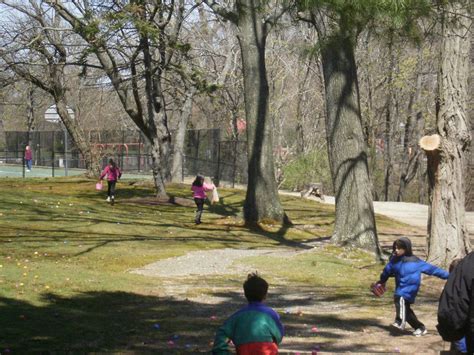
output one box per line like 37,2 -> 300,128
95,182 -> 103,191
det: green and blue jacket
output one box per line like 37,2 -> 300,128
212,301 -> 284,354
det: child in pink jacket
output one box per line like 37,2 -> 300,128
191,175 -> 215,224
99,159 -> 122,204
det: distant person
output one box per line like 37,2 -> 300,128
24,145 -> 32,172
438,252 -> 474,354
212,273 -> 284,354
99,159 -> 122,204
374,237 -> 449,336
191,175 -> 215,224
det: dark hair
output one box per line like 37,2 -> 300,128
392,237 -> 413,256
108,159 -> 116,168
243,272 -> 268,302
394,240 -> 406,250
192,175 -> 204,187
449,258 -> 462,273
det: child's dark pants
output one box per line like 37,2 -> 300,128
107,180 -> 116,199
194,198 -> 204,224
394,296 -> 424,329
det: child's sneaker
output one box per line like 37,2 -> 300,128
391,322 -> 405,330
106,197 -> 111,202
413,327 -> 427,336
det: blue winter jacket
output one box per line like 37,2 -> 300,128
379,238 -> 449,303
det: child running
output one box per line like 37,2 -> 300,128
212,273 -> 284,354
191,175 -> 215,224
374,237 -> 449,336
99,158 -> 122,205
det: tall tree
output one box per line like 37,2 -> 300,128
49,0 -> 198,198
0,1 -> 101,177
298,3 -> 381,256
298,0 -> 433,255
205,0 -> 289,225
422,0 -> 472,266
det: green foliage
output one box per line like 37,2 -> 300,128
298,0 -> 433,39
281,148 -> 332,192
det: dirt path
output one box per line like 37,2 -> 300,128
131,192 -> 469,353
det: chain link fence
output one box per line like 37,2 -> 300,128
0,129 -> 248,185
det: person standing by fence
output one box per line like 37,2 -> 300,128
24,145 -> 33,172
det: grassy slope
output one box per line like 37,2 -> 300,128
0,178 -> 418,352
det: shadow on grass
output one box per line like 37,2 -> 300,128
1,286 -> 396,353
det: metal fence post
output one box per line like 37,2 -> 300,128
64,128 -> 68,176
216,142 -> 221,187
138,133 -> 141,172
52,131 -> 55,177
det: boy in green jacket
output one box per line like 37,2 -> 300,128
212,273 -> 284,354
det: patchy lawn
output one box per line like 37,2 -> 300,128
0,178 -> 448,352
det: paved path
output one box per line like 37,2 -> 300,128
320,195 -> 474,236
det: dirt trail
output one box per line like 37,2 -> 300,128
131,191 -> 469,353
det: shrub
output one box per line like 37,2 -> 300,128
280,148 -> 332,193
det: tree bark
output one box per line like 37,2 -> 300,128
55,100 -> 101,177
318,33 -> 381,257
171,86 -> 196,182
397,49 -> 425,202
295,61 -> 311,155
382,32 -> 397,201
466,19 -> 474,211
237,0 -> 287,225
424,0 -> 472,266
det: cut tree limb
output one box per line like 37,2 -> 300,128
419,134 -> 441,151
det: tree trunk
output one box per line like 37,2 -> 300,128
361,31 -> 378,201
55,100 -> 101,178
237,0 -> 287,225
295,61 -> 311,155
383,33 -> 397,201
147,108 -> 171,199
424,0 -> 472,267
466,21 -> 474,211
171,86 -> 196,183
397,50 -> 425,202
319,34 -> 381,257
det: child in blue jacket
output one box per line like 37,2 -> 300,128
375,237 -> 449,336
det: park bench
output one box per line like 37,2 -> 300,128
300,183 -> 325,201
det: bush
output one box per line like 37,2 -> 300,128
280,148 -> 332,193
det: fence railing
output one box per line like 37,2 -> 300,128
0,129 -> 248,185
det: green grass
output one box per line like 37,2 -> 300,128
0,177 -> 410,352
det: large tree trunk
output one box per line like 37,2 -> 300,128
171,86 -> 196,183
55,100 -> 101,178
148,109 -> 171,199
424,1 -> 471,267
237,0 -> 287,225
319,34 -> 381,257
